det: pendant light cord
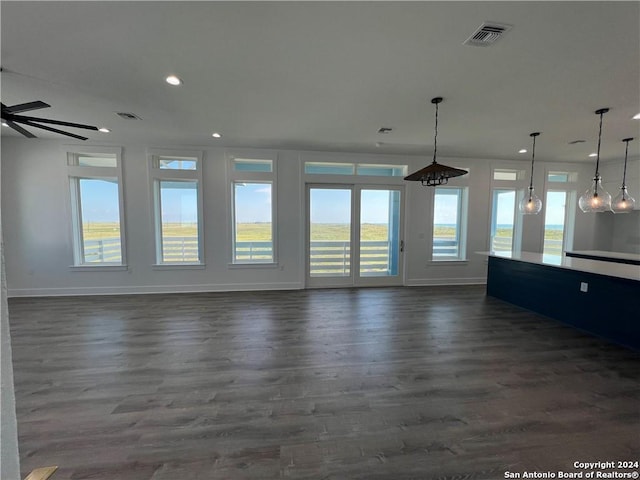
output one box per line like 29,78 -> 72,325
526,132 -> 540,201
622,139 -> 630,188
594,110 -> 604,181
432,101 -> 439,165
529,135 -> 536,191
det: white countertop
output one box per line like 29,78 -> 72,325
566,250 -> 640,262
479,251 -> 640,282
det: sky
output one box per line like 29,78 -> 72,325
235,183 -> 272,223
80,181 -> 568,226
79,179 -> 121,223
310,188 -> 395,224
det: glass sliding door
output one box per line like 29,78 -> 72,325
308,187 -> 353,284
307,185 -> 404,287
359,189 -> 402,278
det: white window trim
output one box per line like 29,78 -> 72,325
226,150 -> 278,265
542,166 -> 579,255
148,148 -> 205,266
301,152 -> 409,185
65,146 -> 127,269
488,163 -> 534,255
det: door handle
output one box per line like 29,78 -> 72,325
400,240 -> 404,253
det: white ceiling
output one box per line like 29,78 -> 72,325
1,1 -> 639,163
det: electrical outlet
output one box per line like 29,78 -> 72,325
580,282 -> 588,293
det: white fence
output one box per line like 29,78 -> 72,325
491,236 -> 563,255
84,236 -> 564,265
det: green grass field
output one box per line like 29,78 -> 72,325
83,223 -> 564,241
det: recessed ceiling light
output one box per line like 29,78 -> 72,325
212,132 -> 221,138
518,148 -> 527,154
589,152 -> 598,157
633,113 -> 640,120
98,127 -> 111,133
165,75 -> 182,86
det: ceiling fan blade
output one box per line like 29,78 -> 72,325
4,101 -> 51,114
22,120 -> 89,141
16,114 -> 98,131
6,120 -> 36,138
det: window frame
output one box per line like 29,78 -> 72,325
148,149 -> 205,267
488,166 -> 530,255
227,150 -> 278,266
66,146 -> 126,269
541,167 -> 578,256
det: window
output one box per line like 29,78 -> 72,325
493,169 -> 525,181
233,158 -> 273,173
304,162 -> 407,177
228,153 -> 276,264
542,170 -> 577,257
432,187 -> 467,260
490,190 -> 519,254
305,162 -> 355,175
158,157 -> 197,170
67,147 -> 125,266
233,182 -> 274,263
356,164 -> 407,177
547,171 -> 577,183
543,191 -> 568,257
149,150 -> 204,265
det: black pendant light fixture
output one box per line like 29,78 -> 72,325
611,137 -> 636,213
519,132 -> 543,215
578,108 -> 612,213
404,97 -> 468,186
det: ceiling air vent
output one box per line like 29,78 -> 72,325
115,112 -> 142,120
464,22 -> 512,47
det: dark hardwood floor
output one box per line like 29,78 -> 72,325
8,286 -> 640,479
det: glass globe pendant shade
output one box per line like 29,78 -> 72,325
578,176 -> 612,212
519,187 -> 543,214
611,187 -> 636,213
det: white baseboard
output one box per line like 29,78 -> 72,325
7,282 -> 305,298
9,279 -> 487,298
406,277 -> 486,286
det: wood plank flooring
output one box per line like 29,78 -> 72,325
8,286 -> 640,479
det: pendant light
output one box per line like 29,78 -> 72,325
578,108 -> 612,213
611,137 -> 636,213
404,97 -> 468,186
519,132 -> 543,214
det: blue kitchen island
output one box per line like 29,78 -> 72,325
485,251 -> 640,350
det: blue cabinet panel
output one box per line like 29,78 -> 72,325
487,256 -> 640,350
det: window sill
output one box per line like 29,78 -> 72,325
152,263 -> 205,270
228,262 -> 279,269
69,264 -> 129,272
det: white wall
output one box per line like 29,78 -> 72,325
596,158 -> 640,253
1,149 -> 21,480
2,137 -> 608,296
